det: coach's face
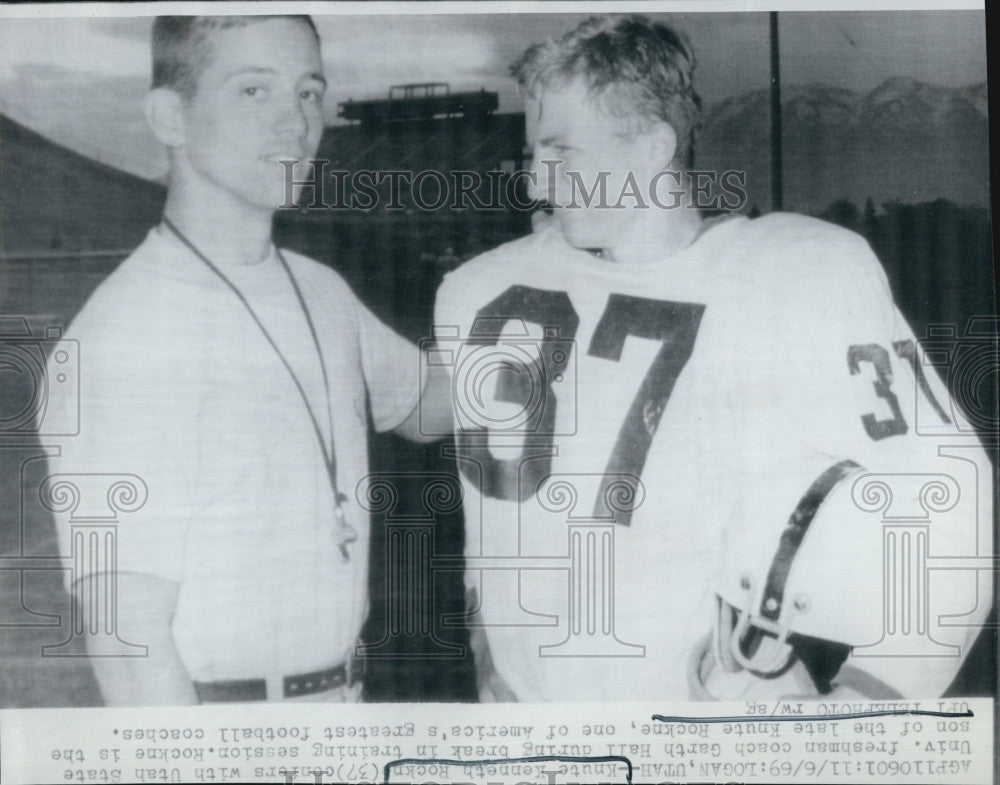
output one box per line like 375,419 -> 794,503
174,18 -> 326,213
526,78 -> 676,253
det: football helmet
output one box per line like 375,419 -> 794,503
690,459 -> 900,699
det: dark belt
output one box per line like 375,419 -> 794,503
194,658 -> 362,703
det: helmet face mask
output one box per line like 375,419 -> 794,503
689,620 -> 816,701
718,581 -> 799,676
689,596 -> 857,701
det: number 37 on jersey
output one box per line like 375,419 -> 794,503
436,284 -> 953,523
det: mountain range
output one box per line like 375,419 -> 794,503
698,77 -> 989,212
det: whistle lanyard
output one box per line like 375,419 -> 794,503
161,218 -> 357,560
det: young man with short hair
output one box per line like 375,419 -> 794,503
436,15 -> 992,701
49,15 -> 448,705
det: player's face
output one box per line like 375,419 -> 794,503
525,78 -> 668,252
177,19 -> 326,213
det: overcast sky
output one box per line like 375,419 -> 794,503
0,7 -> 987,180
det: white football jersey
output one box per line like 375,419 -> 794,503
434,213 -> 992,701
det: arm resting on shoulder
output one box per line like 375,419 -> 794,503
79,572 -> 199,706
393,360 -> 453,443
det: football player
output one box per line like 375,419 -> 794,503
435,14 -> 992,701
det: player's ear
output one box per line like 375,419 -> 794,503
647,120 -> 678,169
144,88 -> 186,148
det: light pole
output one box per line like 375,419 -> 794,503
770,11 -> 784,212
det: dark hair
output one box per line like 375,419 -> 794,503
151,16 -> 319,99
511,15 -> 701,167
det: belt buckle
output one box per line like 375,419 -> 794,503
194,678 -> 266,703
283,661 -> 356,698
